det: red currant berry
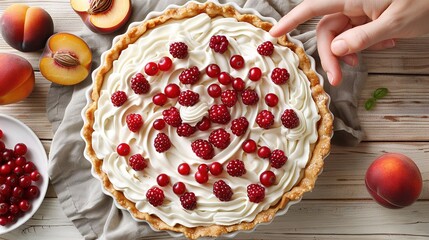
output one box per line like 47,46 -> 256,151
207,84 -> 222,98
153,119 -> 166,130
6,215 -> 14,224
23,162 -> 35,174
242,139 -> 257,153
15,156 -> 26,167
19,200 -> 30,212
9,204 -> 19,214
0,203 -> 8,215
206,64 -> 221,78
257,146 -> 271,158
248,67 -> 262,81
196,117 -> 211,131
265,93 -> 279,107
6,160 -> 15,169
152,93 -> 168,106
230,55 -> 245,69
0,217 -> 7,226
2,150 -> 13,162
12,186 -> 23,198
260,170 -> 276,187
218,72 -> 232,85
164,83 -> 180,98
178,163 -> 190,175
24,185 -> 40,199
116,143 -> 130,156
14,143 -> 27,156
209,162 -> 223,176
173,182 -> 186,195
158,56 -> 173,71
0,176 -> 5,185
0,165 -> 11,175
13,166 -> 24,176
19,175 -> 31,188
30,171 -> 41,181
198,164 -> 209,173
0,184 -> 11,196
144,62 -> 159,76
232,78 -> 245,91
195,171 -> 209,184
5,175 -> 18,187
157,173 -> 170,187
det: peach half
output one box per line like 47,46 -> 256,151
1,4 -> 54,52
0,53 -> 35,105
70,0 -> 132,34
39,33 -> 92,85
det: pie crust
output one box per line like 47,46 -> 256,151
82,2 -> 333,239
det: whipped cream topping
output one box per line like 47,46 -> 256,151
92,13 -> 320,227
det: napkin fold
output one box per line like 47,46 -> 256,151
47,0 -> 366,239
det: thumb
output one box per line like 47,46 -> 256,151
330,18 -> 392,56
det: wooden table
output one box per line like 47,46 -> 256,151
1,1 -> 428,239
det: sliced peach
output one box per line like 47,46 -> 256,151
39,33 -> 92,85
70,0 -> 132,34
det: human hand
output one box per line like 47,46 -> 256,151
270,0 -> 429,86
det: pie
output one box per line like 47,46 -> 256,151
82,2 -> 333,239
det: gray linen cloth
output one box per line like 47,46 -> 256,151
47,0 -> 366,239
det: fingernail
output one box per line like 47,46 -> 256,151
383,39 -> 396,49
327,72 -> 333,84
331,40 -> 349,56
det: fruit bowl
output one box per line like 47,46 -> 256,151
0,114 -> 49,234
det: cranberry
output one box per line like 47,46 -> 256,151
248,67 -> 262,81
24,185 -> 40,200
173,182 -> 186,195
196,117 -> 211,131
9,204 -> 19,215
206,64 -> 221,78
232,78 -> 245,91
178,163 -> 190,175
156,173 -> 170,187
6,160 -> 16,169
15,156 -> 26,167
152,93 -> 168,106
14,143 -> 27,156
9,196 -> 21,205
209,162 -> 223,176
0,184 -> 11,196
0,217 -> 7,226
0,141 -> 4,152
13,166 -> 24,176
116,143 -> 130,156
19,175 -> 31,188
12,186 -> 23,198
144,62 -> 159,76
260,170 -> 276,187
0,203 -> 9,215
30,170 -> 41,181
6,215 -> 14,224
2,150 -> 13,162
230,55 -> 245,69
5,175 -> 18,187
0,130 -> 3,139
195,171 -> 209,184
218,72 -> 232,85
0,176 -> 5,185
265,93 -> 279,107
164,83 -> 181,98
242,139 -> 257,153
207,84 -> 222,98
198,164 -> 209,173
258,146 -> 271,158
23,162 -> 36,174
0,165 -> 11,175
153,119 -> 166,130
158,56 -> 173,71
19,200 -> 30,212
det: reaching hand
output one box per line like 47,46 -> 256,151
270,0 -> 429,86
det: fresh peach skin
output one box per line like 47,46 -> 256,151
1,4 -> 54,52
70,0 -> 132,34
0,53 -> 35,105
365,153 -> 422,209
40,32 -> 92,86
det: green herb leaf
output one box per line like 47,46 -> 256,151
373,87 -> 388,99
365,98 -> 376,110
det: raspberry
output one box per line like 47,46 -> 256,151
177,123 -> 196,137
281,109 -> 300,129
226,159 -> 246,177
162,107 -> 182,127
269,149 -> 288,168
169,42 -> 188,59
271,67 -> 290,85
128,154 -> 147,171
241,89 -> 259,105
154,133 -> 171,153
221,90 -> 238,108
179,66 -> 200,85
191,139 -> 214,160
257,41 -> 274,56
208,128 -> 231,149
256,110 -> 274,129
126,113 -> 143,132
213,180 -> 233,201
180,192 -> 197,210
146,187 -> 164,207
178,90 -> 199,107
111,91 -> 127,107
230,117 -> 249,136
208,104 -> 231,124
209,35 -> 229,53
247,184 -> 265,203
130,73 -> 150,94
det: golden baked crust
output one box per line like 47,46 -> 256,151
82,2 -> 333,239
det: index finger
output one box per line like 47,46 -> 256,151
269,0 -> 345,37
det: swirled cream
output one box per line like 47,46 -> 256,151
92,13 -> 320,227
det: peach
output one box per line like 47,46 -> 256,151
0,53 -> 35,105
70,0 -> 132,34
365,153 -> 423,209
1,4 -> 54,52
39,33 -> 92,85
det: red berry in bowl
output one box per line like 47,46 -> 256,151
2,149 -> 13,162
195,171 -> 209,184
14,143 -> 27,156
5,175 -> 18,187
0,217 -> 7,226
19,175 -> 31,188
153,119 -> 166,130
207,84 -> 222,98
0,165 -> 11,175
173,182 -> 186,195
15,156 -> 27,167
116,143 -> 130,156
164,83 -> 180,98
144,62 -> 159,76
0,141 -> 5,152
30,170 -> 41,181
178,163 -> 190,176
242,139 -> 257,153
153,93 -> 168,106
0,130 -> 3,139
198,164 -> 209,173
19,200 -> 30,212
158,56 -> 173,71
257,146 -> 271,158
13,166 -> 24,176
209,162 -> 223,176
232,77 -> 245,91
248,67 -> 262,81
196,117 -> 211,131
260,170 -> 276,187
169,42 -> 188,59
24,185 -> 40,200
206,64 -> 221,78
265,93 -> 279,107
0,203 -> 9,215
230,55 -> 245,69
218,72 -> 232,85
23,162 -> 36,174
209,35 -> 229,53
157,173 -> 170,187
12,186 -> 23,198
9,204 -> 19,215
